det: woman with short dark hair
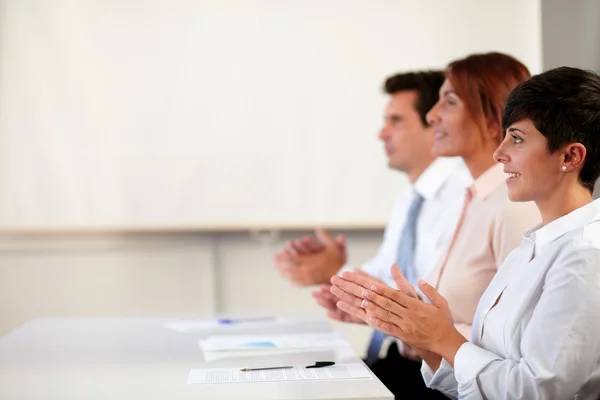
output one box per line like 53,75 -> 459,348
333,66 -> 600,399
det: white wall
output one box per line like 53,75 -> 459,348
0,0 -> 542,228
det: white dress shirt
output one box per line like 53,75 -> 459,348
422,199 -> 600,400
342,156 -> 472,285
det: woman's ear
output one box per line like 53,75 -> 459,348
562,143 -> 587,173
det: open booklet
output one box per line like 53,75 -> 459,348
199,332 -> 350,352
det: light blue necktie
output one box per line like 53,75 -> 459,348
366,192 -> 424,365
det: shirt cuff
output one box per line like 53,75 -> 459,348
454,341 -> 502,385
421,359 -> 435,384
421,358 -> 459,398
421,357 -> 453,387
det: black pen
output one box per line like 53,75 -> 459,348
240,361 -> 335,371
306,361 -> 335,368
240,366 -> 293,372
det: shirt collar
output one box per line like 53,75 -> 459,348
471,163 -> 506,200
413,157 -> 467,200
527,199 -> 600,246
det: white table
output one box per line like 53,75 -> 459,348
0,315 -> 393,400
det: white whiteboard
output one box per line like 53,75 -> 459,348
0,0 -> 542,229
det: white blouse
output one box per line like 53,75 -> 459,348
422,199 -> 600,399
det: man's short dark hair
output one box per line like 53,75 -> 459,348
503,66 -> 600,193
383,71 -> 445,126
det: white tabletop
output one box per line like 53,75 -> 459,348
0,315 -> 393,400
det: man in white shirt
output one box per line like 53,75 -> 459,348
273,71 -> 472,398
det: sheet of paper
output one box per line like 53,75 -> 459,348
165,317 -> 295,333
188,363 -> 372,384
199,332 -> 349,352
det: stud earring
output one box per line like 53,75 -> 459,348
562,166 -> 567,172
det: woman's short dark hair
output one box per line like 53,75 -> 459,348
503,67 -> 600,193
383,71 -> 445,126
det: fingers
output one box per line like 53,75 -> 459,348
363,310 -> 403,338
335,234 -> 346,252
277,264 -> 298,280
417,279 -> 447,308
335,270 -> 380,292
359,289 -> 406,325
314,284 -> 365,324
367,281 -> 420,310
283,240 -> 298,256
285,231 -> 338,255
315,296 -> 337,311
319,283 -> 332,292
315,228 -> 336,246
336,301 -> 367,323
301,235 -> 325,252
274,254 -> 296,273
297,235 -> 325,253
312,286 -> 338,311
273,252 -> 298,281
329,283 -> 364,309
391,264 -> 418,298
277,263 -> 309,286
274,250 -> 294,263
285,235 -> 326,255
289,239 -> 312,254
330,275 -> 372,303
326,309 -> 361,324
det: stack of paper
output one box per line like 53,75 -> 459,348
199,332 -> 350,353
188,363 -> 372,384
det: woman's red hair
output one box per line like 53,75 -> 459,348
447,52 -> 531,140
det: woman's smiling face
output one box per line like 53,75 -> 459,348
493,119 -> 566,202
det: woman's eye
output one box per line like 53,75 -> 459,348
511,134 -> 523,144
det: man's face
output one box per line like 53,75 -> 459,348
378,91 -> 433,172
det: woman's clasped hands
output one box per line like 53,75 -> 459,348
330,264 -> 467,365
